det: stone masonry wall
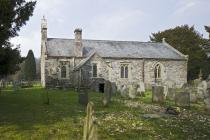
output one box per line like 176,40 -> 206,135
144,59 -> 187,89
44,56 -> 187,90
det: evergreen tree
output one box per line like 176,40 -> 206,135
204,26 -> 210,54
0,45 -> 21,78
150,25 -> 210,80
204,26 -> 210,39
0,0 -> 36,78
24,50 -> 36,81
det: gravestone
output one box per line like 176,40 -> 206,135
197,81 -> 207,100
204,98 -> 210,111
189,87 -> 197,103
167,88 -> 176,100
128,84 -> 138,99
120,85 -> 128,97
78,87 -> 89,106
166,81 -> 176,88
12,81 -> 17,92
175,92 -> 190,107
83,102 -> 98,140
152,86 -> 164,103
111,82 -> 117,96
207,78 -> 210,97
137,81 -> 145,96
203,78 -> 210,111
163,85 -> 168,98
103,81 -> 112,106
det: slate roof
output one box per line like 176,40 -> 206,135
46,38 -> 187,60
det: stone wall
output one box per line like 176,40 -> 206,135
43,56 -> 187,90
144,59 -> 187,88
44,58 -> 74,88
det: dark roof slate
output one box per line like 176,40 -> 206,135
46,38 -> 186,60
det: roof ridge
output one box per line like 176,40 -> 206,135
47,37 -> 161,44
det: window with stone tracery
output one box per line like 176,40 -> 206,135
121,64 -> 128,78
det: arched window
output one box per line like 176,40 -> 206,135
154,64 -> 161,79
61,66 -> 67,78
121,64 -> 128,78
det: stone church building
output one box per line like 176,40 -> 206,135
41,17 -> 188,92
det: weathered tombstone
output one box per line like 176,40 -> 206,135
128,84 -> 138,99
167,88 -> 176,100
111,82 -> 117,96
204,98 -> 210,111
137,81 -> 145,96
163,85 -> 168,98
120,85 -> 128,97
2,79 -> 6,88
83,102 -> 98,140
12,81 -> 17,92
103,81 -> 112,106
152,86 -> 164,103
203,77 -> 210,111
189,87 -> 197,103
78,87 -> 88,106
175,92 -> 190,107
194,79 -> 201,87
197,81 -> 207,100
165,80 -> 176,88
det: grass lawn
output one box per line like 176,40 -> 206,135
0,86 -> 210,140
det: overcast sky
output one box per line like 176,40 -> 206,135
11,0 -> 210,57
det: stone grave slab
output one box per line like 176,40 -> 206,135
175,92 -> 190,107
152,86 -> 164,103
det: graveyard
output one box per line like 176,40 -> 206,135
0,84 -> 210,140
1,1 -> 210,140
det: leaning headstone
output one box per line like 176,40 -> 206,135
128,84 -> 138,99
78,87 -> 88,106
103,81 -> 112,106
152,86 -> 164,103
167,88 -> 176,100
175,92 -> 190,107
120,85 -> 128,97
137,81 -> 145,96
83,102 -> 98,140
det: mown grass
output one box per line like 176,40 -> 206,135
0,86 -> 210,140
